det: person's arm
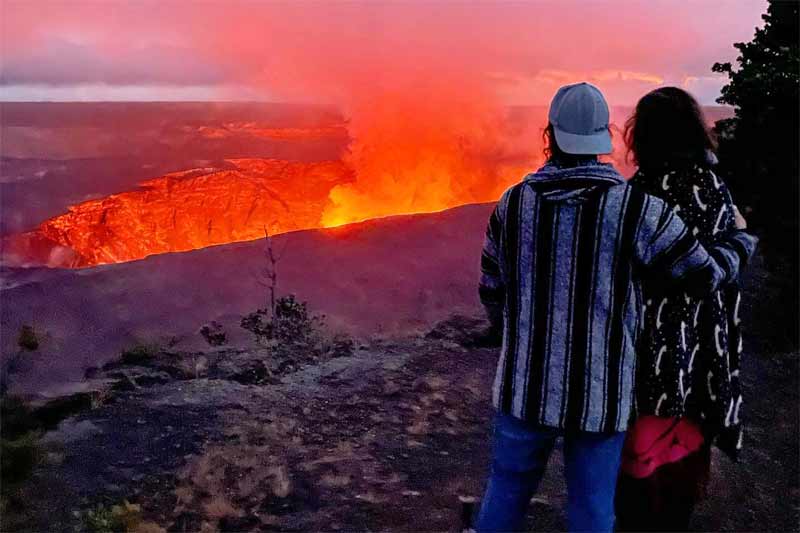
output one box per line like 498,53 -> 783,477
479,204 -> 505,338
637,195 -> 757,295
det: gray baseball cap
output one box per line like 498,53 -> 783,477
548,82 -> 612,155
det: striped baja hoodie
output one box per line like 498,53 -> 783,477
479,161 -> 757,433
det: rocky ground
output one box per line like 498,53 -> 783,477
2,307 -> 797,532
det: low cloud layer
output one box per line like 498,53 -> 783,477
1,38 -> 231,86
1,0 -> 766,104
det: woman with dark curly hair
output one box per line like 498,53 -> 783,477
616,86 -> 749,531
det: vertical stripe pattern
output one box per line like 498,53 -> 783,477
478,163 -> 759,433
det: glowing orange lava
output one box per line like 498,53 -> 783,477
4,159 -> 353,267
318,87 -> 542,228
4,104 -> 547,268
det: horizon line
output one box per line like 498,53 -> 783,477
0,100 -> 733,108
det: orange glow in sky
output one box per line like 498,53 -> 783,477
0,1 -> 765,264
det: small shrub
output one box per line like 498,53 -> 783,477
274,295 -> 309,323
83,500 -> 142,533
200,322 -> 227,347
120,343 -> 160,365
241,295 -> 323,346
17,325 -> 39,351
273,296 -> 320,342
241,295 -> 353,375
240,310 -> 270,339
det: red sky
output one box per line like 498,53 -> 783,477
1,0 -> 766,105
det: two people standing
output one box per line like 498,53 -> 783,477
475,83 -> 755,532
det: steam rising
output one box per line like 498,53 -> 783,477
213,6 -> 550,226
322,77 -> 536,226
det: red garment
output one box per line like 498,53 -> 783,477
621,415 -> 705,478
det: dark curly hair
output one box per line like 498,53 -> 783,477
625,86 -> 716,171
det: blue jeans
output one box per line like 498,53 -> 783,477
476,412 -> 625,532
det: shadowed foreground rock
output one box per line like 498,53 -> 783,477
3,313 -> 797,532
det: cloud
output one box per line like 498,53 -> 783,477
0,83 -> 263,102
681,75 -> 730,106
0,0 -> 767,104
1,37 -> 231,86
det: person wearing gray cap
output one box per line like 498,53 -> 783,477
474,82 -> 757,531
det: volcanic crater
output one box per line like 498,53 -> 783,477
4,159 -> 353,268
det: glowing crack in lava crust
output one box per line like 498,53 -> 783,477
5,159 -> 354,267
5,155 -> 526,268
4,148 -> 530,268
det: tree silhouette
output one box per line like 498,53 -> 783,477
712,0 -> 799,249
712,0 -> 799,348
255,224 -> 290,318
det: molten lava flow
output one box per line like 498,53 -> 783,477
4,159 -> 352,267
